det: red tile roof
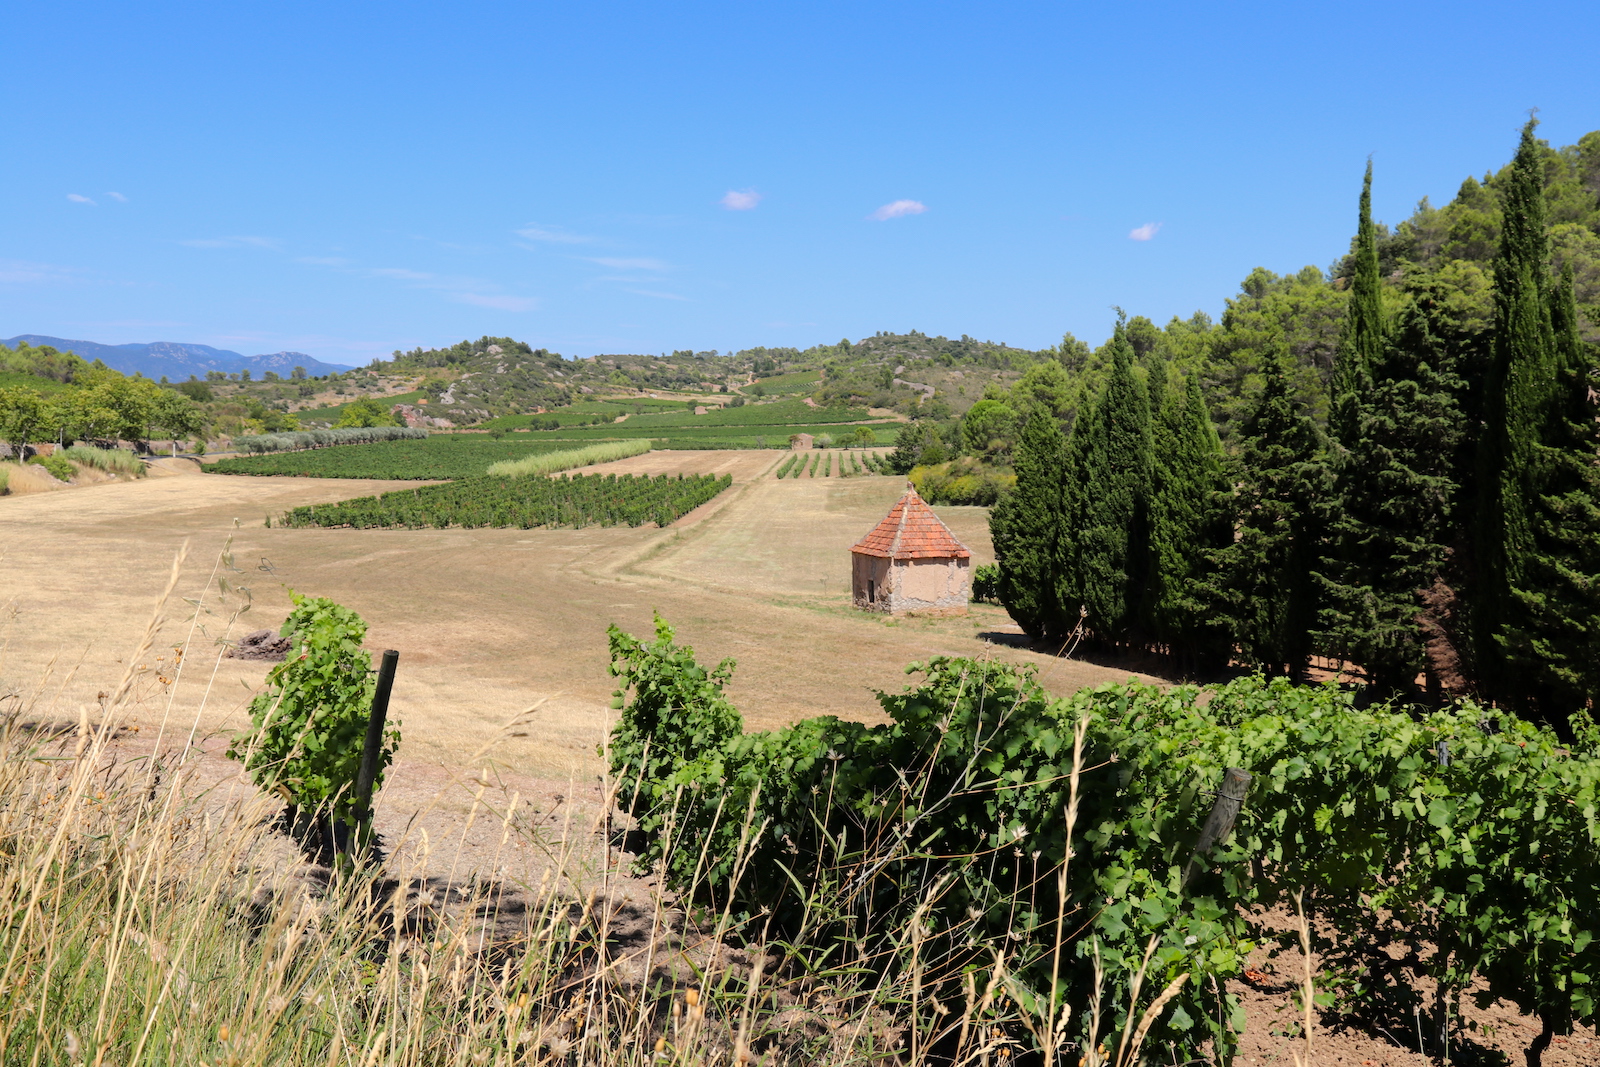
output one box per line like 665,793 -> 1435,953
851,486 -> 972,559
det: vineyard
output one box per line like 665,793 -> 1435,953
609,618 -> 1600,1065
773,448 -> 891,478
208,435 -> 579,479
281,471 -> 732,530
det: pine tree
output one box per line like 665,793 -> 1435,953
1072,320 -> 1153,646
1320,161 -> 1466,696
1473,117 -> 1558,704
990,408 -> 1070,641
1145,373 -> 1233,672
1216,345 -> 1327,678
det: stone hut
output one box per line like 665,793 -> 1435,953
850,486 -> 972,614
790,432 -> 814,451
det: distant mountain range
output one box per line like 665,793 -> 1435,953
1,335 -> 355,380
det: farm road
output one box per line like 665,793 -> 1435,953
0,451 -> 1164,781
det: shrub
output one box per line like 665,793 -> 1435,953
60,444 -> 145,477
227,593 -> 399,829
0,464 -> 8,495
232,425 -> 427,454
971,562 -> 1001,602
909,457 -> 1014,505
28,453 -> 75,482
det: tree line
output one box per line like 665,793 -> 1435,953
991,119 -> 1600,725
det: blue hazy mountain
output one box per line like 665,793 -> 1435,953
1,335 -> 354,379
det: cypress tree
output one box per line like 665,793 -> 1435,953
990,408 -> 1070,641
1473,117 -> 1558,704
1329,161 -> 1384,449
1504,263 -> 1600,715
1320,161 -> 1467,696
1216,345 -> 1327,678
1073,320 -> 1153,646
1145,373 -> 1233,672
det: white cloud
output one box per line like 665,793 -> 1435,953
67,193 -> 96,205
455,293 -> 537,312
106,191 -> 127,203
1128,222 -> 1162,241
624,288 -> 689,301
586,256 -> 670,271
870,199 -> 927,221
515,225 -> 593,244
720,189 -> 762,211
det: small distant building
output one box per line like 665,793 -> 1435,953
850,486 -> 972,614
790,433 -> 814,451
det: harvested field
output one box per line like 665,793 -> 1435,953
0,450 -> 1161,781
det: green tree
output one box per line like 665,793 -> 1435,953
0,386 -> 49,458
1215,345 -> 1327,677
1070,320 -> 1152,646
153,391 -> 205,454
1319,283 -> 1465,695
1502,263 -> 1600,717
1473,118 -> 1560,708
335,397 -> 401,428
989,409 -> 1069,641
960,398 -> 1019,459
1143,374 -> 1232,671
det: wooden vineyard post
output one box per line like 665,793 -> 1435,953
352,649 -> 400,862
1182,767 -> 1252,890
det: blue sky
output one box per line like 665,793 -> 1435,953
4,1 -> 1597,364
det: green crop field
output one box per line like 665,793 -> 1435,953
208,434 -> 577,479
281,471 -> 732,530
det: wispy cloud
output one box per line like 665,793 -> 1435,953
870,199 -> 927,221
455,293 -> 538,312
586,256 -> 670,271
720,189 -> 762,211
624,288 -> 689,301
365,266 -> 537,312
0,258 -> 78,285
516,225 -> 593,244
67,193 -> 96,205
1128,222 -> 1162,241
179,235 -> 282,250
106,191 -> 128,203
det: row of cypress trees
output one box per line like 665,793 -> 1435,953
990,119 -> 1600,718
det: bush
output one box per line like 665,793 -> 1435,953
60,444 -> 145,477
0,464 -> 8,495
232,426 -> 427,454
971,562 -> 1001,602
909,457 -> 1014,505
227,593 -> 399,830
28,453 -> 75,482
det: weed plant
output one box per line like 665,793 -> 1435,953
61,444 -> 146,477
27,453 -> 76,482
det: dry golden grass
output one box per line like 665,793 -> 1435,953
0,451 -> 1166,782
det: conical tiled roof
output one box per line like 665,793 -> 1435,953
850,486 -> 972,560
